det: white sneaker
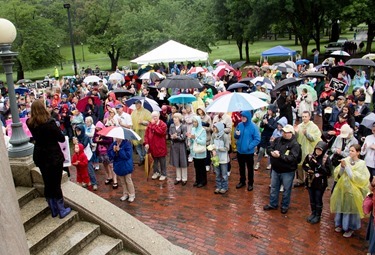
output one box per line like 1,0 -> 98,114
206,166 -> 210,172
120,195 -> 129,201
159,175 -> 166,181
92,185 -> 98,191
266,164 -> 272,170
227,171 -> 231,177
280,185 -> 284,192
335,227 -> 342,233
151,172 -> 160,180
128,195 -> 135,203
254,162 -> 260,170
188,156 -> 193,162
264,154 -> 269,158
95,165 -> 100,170
343,230 -> 354,238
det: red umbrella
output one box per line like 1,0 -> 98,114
213,64 -> 235,77
187,67 -> 207,74
213,91 -> 231,100
76,96 -> 102,112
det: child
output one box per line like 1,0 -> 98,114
302,141 -> 330,224
71,143 -> 90,188
210,122 -> 230,194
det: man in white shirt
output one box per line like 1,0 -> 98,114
114,104 -> 132,129
361,122 -> 375,180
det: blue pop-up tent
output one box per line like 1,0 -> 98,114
261,46 -> 296,57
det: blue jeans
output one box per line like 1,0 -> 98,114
88,160 -> 97,186
135,144 -> 145,162
269,171 -> 295,209
215,163 -> 228,190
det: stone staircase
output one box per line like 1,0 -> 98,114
17,186 -> 138,255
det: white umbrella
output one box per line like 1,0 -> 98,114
250,91 -> 271,101
109,72 -> 124,82
139,72 -> 165,80
206,92 -> 268,113
250,77 -> 275,89
362,53 -> 375,60
129,100 -> 161,112
213,59 -> 227,65
83,75 -> 107,84
330,50 -> 350,56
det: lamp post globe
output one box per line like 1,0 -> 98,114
0,18 -> 34,158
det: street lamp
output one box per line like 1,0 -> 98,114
57,44 -> 63,70
0,18 -> 33,158
64,3 -> 77,75
81,42 -> 85,62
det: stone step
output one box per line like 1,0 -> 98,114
77,234 -> 123,255
21,197 -> 50,232
16,186 -> 39,208
27,211 -> 79,255
36,221 -> 101,255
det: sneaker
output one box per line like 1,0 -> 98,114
95,165 -> 100,170
128,195 -> 135,203
264,154 -> 269,158
92,185 -> 98,191
335,227 -> 342,233
206,165 -> 210,172
227,171 -> 231,177
188,156 -> 193,162
159,175 -> 167,181
120,195 -> 129,201
219,189 -> 227,194
266,164 -> 272,170
263,204 -> 277,211
343,230 -> 354,238
151,172 -> 161,180
214,188 -> 220,194
280,185 -> 284,192
254,162 -> 260,170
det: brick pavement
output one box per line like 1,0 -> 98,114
69,118 -> 368,255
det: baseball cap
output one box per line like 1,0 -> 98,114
115,104 -> 123,109
282,124 -> 295,134
337,95 -> 345,101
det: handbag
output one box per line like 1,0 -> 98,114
363,194 -> 373,215
193,129 -> 205,153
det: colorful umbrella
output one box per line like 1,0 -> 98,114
97,126 -> 141,141
206,92 -> 268,113
187,67 -> 206,74
139,71 -> 165,80
168,94 -> 197,104
297,84 -> 318,101
213,91 -> 231,100
213,64 -> 235,77
76,96 -> 102,112
126,96 -> 160,112
330,50 -> 350,57
213,59 -> 227,65
250,77 -> 275,89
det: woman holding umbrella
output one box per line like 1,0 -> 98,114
83,97 -> 99,124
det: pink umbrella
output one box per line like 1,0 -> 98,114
213,64 -> 235,77
187,67 -> 206,74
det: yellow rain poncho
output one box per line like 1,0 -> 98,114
131,107 -> 151,146
296,121 -> 321,164
330,158 -> 370,218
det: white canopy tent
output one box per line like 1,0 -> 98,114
131,40 -> 209,64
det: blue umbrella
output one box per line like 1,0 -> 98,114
15,87 -> 29,95
168,94 -> 197,104
125,96 -> 160,112
296,59 -> 310,65
227,82 -> 249,91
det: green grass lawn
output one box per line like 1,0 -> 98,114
1,28 -> 373,82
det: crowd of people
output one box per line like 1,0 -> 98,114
1,57 -> 375,252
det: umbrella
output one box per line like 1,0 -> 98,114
168,94 -> 197,104
362,53 -> 375,60
360,113 -> 375,129
284,61 -> 297,70
273,78 -> 303,91
232,61 -> 246,69
213,91 -> 231,100
139,71 -> 165,80
297,84 -> 318,101
84,75 -> 101,84
330,66 -> 356,79
98,126 -> 141,141
272,62 -> 296,73
345,58 -> 375,67
201,83 -> 218,95
16,79 -> 33,84
243,65 -> 260,70
145,153 -> 154,181
296,59 -> 310,65
213,64 -> 235,77
302,72 -> 326,78
126,96 -> 160,112
108,73 -> 124,82
213,59 -> 227,65
76,96 -> 102,112
239,77 -> 253,83
206,92 -> 268,113
113,89 -> 134,98
250,77 -> 275,89
227,82 -> 249,91
250,91 -> 270,101
187,67 -> 206,74
330,50 -> 350,57
15,87 -> 29,95
159,75 -> 202,89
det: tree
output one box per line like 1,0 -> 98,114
0,0 -> 64,79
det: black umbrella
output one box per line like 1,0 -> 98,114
345,58 -> 375,67
329,66 -> 356,79
273,78 -> 303,91
239,77 -> 253,83
232,61 -> 246,69
201,83 -> 218,95
16,79 -> 33,84
227,82 -> 249,91
302,72 -> 326,78
113,89 -> 134,98
159,75 -> 202,89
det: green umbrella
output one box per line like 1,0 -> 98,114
297,84 -> 317,101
